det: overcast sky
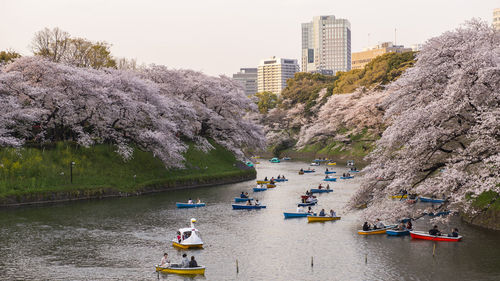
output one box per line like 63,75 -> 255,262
1,0 -> 498,76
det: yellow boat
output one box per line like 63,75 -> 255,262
267,184 -> 276,188
257,180 -> 270,184
172,218 -> 204,249
172,241 -> 203,249
255,161 -> 260,164
155,265 -> 205,275
357,225 -> 396,235
308,216 -> 341,222
298,171 -> 304,175
327,162 -> 337,166
390,194 -> 408,199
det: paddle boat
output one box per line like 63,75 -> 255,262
310,188 -> 333,193
282,157 -> 291,161
302,169 -> 315,173
419,197 -> 446,203
245,161 -> 254,167
232,204 -> 266,210
325,171 -> 336,174
358,225 -> 397,235
390,194 -> 408,199
347,160 -> 355,166
234,197 -> 253,203
339,176 -> 354,179
410,231 -> 462,242
386,229 -> 410,236
267,184 -> 276,188
176,202 -> 206,208
256,180 -> 270,184
323,177 -> 337,182
298,171 -> 304,175
283,212 -> 312,219
253,187 -> 267,192
327,162 -> 336,166
308,215 -> 341,222
172,218 -> 204,249
269,157 -> 281,163
155,264 -> 206,275
310,162 -> 320,166
274,178 -> 288,182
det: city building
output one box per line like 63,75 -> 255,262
257,57 -> 299,95
232,68 -> 258,96
494,8 -> 500,31
301,15 -> 351,75
351,42 -> 412,70
410,43 -> 423,52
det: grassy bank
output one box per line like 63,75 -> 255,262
0,141 -> 255,204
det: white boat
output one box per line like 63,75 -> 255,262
310,162 -> 320,166
172,218 -> 204,249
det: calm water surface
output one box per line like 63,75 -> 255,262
1,161 -> 500,280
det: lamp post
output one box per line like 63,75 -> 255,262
70,161 -> 75,184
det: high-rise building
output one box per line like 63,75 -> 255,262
351,42 -> 412,70
301,15 -> 351,75
494,8 -> 500,31
257,57 -> 299,95
232,68 -> 258,96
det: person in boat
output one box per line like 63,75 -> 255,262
300,168 -> 304,172
374,219 -> 385,229
246,200 -> 253,206
324,175 -> 328,179
254,199 -> 261,206
245,192 -> 249,197
282,175 -> 286,179
277,175 -> 281,179
196,198 -> 201,204
330,209 -> 336,217
307,206 -> 314,214
297,205 -> 304,213
429,225 -> 441,236
264,177 -> 268,181
318,184 -> 323,189
188,198 -> 193,204
189,256 -> 198,268
270,179 -> 275,184
362,222 -> 370,231
326,168 -> 329,172
448,228 -> 459,237
305,190 -> 311,196
240,192 -> 248,198
176,231 -> 182,243
406,220 -> 413,230
306,196 -> 314,203
161,253 -> 170,266
326,184 -> 330,190
343,173 -> 346,177
301,197 -> 306,203
396,222 -> 406,230
319,209 -> 326,216
181,253 -> 190,268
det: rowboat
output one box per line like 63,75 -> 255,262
253,187 -> 267,192
267,184 -> 276,188
426,211 -> 451,217
283,212 -> 312,218
298,171 -> 304,175
419,197 -> 445,203
410,231 -> 462,242
172,218 -> 204,249
269,157 -> 281,163
310,188 -> 333,193
282,157 -> 291,160
245,161 -> 254,167
327,162 -> 337,166
274,178 -> 288,182
303,170 -> 315,173
358,225 -> 397,235
155,265 -> 205,275
347,160 -> 355,166
256,180 -> 270,184
390,194 -> 408,199
348,170 -> 360,173
386,229 -> 410,236
340,176 -> 354,179
325,171 -> 336,174
232,204 -> 266,210
323,177 -> 337,182
307,216 -> 341,222
298,201 -> 317,207
234,197 -> 253,203
310,162 -> 320,166
176,202 -> 206,208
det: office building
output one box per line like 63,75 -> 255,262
232,68 -> 258,96
257,57 -> 299,95
351,42 -> 412,70
494,8 -> 500,30
301,15 -> 351,75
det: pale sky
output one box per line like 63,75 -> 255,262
0,0 -> 498,76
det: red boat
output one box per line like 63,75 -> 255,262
410,231 -> 462,242
301,195 -> 317,200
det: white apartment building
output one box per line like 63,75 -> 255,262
494,8 -> 500,31
302,15 -> 351,75
257,57 -> 299,95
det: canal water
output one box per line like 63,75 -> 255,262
1,161 -> 500,280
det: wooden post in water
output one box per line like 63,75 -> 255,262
432,243 -> 436,257
311,256 -> 314,267
365,253 -> 367,264
236,259 -> 239,274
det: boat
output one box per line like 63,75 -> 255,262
419,197 -> 446,203
307,216 -> 341,222
310,188 -> 333,193
269,157 -> 281,163
325,171 -> 336,174
267,184 -> 276,188
251,156 -> 261,159
410,231 -> 462,242
155,265 -> 205,275
303,169 -> 315,173
282,157 -> 291,161
176,202 -> 206,208
256,180 -> 270,184
327,162 -> 337,166
283,212 -> 312,218
245,161 -> 254,167
347,160 -> 355,166
323,177 -> 337,182
253,187 -> 267,192
339,176 -> 354,179
310,162 -> 320,166
357,225 -> 397,235
298,201 -> 317,207
274,178 -> 288,182
348,170 -> 360,173
232,204 -> 266,210
300,195 -> 316,200
298,171 -> 304,175
234,197 -> 253,203
390,194 -> 408,199
386,229 -> 410,236
426,211 -> 451,217
172,218 -> 204,249
254,161 -> 260,164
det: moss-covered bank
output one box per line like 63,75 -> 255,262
462,191 -> 500,230
0,142 -> 255,207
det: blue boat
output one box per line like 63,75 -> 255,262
298,201 -> 317,207
176,202 -> 206,208
303,170 -> 315,173
269,157 -> 281,163
282,157 -> 291,161
245,161 -> 254,167
234,197 -> 253,203
232,204 -> 266,210
386,229 -> 410,236
310,188 -> 333,193
325,171 -> 336,174
253,187 -> 267,192
340,176 -> 354,179
348,170 -> 360,173
283,212 -> 311,218
426,211 -> 451,217
323,177 -> 337,182
274,178 -> 288,182
419,197 -> 445,203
